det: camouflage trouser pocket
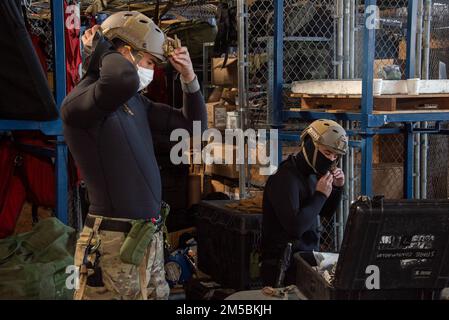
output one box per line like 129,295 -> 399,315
74,228 -> 93,267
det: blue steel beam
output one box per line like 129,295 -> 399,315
272,0 -> 284,128
52,0 -> 68,224
359,0 -> 376,196
367,112 -> 449,126
0,120 -> 62,135
284,110 -> 362,122
361,0 -> 376,123
285,110 -> 449,126
361,134 -> 374,196
404,123 -> 414,198
406,0 -> 418,79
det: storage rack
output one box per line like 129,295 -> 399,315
0,1 -> 68,224
273,0 -> 449,200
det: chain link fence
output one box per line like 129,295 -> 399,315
429,1 -> 449,79
353,0 -> 408,79
26,4 -> 54,74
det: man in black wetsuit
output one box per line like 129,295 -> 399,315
261,119 -> 348,286
61,11 -> 207,300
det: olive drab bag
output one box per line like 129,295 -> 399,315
0,218 -> 76,300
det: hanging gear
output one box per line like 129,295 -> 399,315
214,1 -> 237,58
299,120 -> 348,175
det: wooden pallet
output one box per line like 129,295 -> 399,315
290,93 -> 449,111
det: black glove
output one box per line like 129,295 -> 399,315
82,30 -> 115,79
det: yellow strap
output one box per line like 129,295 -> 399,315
73,217 -> 103,300
138,247 -> 150,300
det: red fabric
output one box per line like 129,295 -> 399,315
14,134 -> 56,208
144,66 -> 169,104
64,0 -> 82,93
0,140 -> 26,239
0,140 -> 17,210
30,34 -> 48,73
0,176 -> 26,239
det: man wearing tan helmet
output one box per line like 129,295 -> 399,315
261,120 -> 348,286
61,11 -> 207,300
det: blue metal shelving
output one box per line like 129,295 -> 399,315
0,0 -> 68,223
274,0 -> 449,199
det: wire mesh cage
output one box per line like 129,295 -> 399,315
25,3 -> 54,74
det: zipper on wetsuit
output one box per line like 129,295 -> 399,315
122,103 -> 135,116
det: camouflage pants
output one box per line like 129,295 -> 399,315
74,216 -> 170,300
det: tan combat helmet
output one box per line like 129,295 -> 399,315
300,119 -> 348,173
101,11 -> 167,62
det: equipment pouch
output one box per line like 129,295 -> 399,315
120,220 -> 156,266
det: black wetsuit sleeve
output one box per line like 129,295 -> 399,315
319,187 -> 343,219
146,87 -> 207,134
61,52 -> 139,128
267,174 -> 328,240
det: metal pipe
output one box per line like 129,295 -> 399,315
422,0 -> 432,80
202,43 -> 214,99
336,121 -> 345,249
272,0 -> 284,127
344,0 -> 351,78
421,1 -> 431,199
349,0 -> 356,78
337,0 -> 344,79
237,0 -> 248,199
414,123 -> 421,199
404,123 -> 415,199
345,121 -> 351,218
333,11 -> 337,79
421,121 -> 428,199
416,0 -> 424,79
406,0 -> 418,79
350,141 -> 355,203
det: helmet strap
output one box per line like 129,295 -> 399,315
300,141 -> 318,174
312,141 -> 319,172
124,45 -> 143,67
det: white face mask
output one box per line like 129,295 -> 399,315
136,66 -> 154,91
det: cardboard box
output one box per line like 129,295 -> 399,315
249,164 -> 270,187
210,179 -> 240,199
212,57 -> 238,87
204,143 -> 240,179
207,87 -> 224,103
374,59 -> 395,78
206,102 -> 235,129
221,88 -> 238,105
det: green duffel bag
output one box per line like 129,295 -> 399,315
0,218 -> 76,300
165,20 -> 218,61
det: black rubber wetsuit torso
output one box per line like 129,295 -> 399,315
61,51 -> 207,220
261,153 -> 342,285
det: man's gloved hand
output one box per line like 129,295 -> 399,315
331,168 -> 345,187
81,25 -> 115,77
316,172 -> 334,198
81,25 -> 101,53
168,46 -> 196,83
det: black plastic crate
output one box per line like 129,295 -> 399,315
295,252 -> 438,300
196,200 -> 263,290
295,197 -> 449,300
